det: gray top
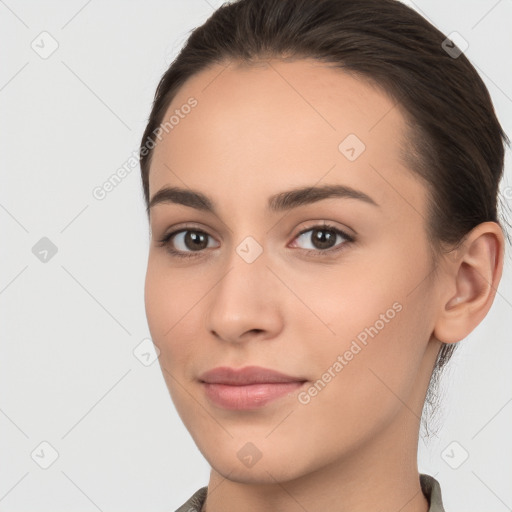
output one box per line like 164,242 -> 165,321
175,473 -> 445,511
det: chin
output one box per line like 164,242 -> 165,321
199,437 -> 318,484
210,457 -> 307,485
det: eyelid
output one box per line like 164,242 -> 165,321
156,221 -> 355,259
158,222 -> 219,243
156,223 -> 219,253
288,222 -> 354,254
292,220 -> 355,241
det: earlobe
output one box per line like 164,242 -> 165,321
433,222 -> 504,344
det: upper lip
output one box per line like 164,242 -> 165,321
199,365 -> 306,385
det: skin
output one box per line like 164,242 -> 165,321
144,58 -> 504,512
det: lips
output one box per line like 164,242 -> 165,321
199,365 -> 305,385
199,365 -> 307,410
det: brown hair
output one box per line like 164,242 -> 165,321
139,0 -> 510,437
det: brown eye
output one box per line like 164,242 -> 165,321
157,228 -> 219,259
176,230 -> 210,251
291,224 -> 354,254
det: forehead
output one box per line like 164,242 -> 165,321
149,58 -> 425,218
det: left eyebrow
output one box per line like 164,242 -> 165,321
147,183 -> 380,216
268,184 -> 380,212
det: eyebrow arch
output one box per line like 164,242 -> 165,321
147,183 -> 379,216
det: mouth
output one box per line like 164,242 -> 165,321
199,365 -> 308,410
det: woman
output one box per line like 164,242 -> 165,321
139,0 -> 509,510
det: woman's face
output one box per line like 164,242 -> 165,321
144,59 -> 444,483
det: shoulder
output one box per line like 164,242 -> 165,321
175,486 -> 208,512
420,473 -> 446,512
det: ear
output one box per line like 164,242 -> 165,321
433,222 -> 505,344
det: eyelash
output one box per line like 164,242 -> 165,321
156,222 -> 355,260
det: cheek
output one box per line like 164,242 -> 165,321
287,259 -> 402,348
288,299 -> 429,462
294,249 -> 432,398
144,256 -> 211,374
144,259 -> 171,345
144,258 -> 189,358
302,240 -> 431,343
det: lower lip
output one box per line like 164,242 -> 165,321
202,381 -> 306,410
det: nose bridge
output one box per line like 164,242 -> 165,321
221,231 -> 270,294
205,234 -> 283,342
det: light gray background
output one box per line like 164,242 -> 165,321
1,0 -> 511,510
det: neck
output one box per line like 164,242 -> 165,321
203,408 -> 430,512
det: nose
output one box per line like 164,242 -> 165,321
204,245 -> 284,345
